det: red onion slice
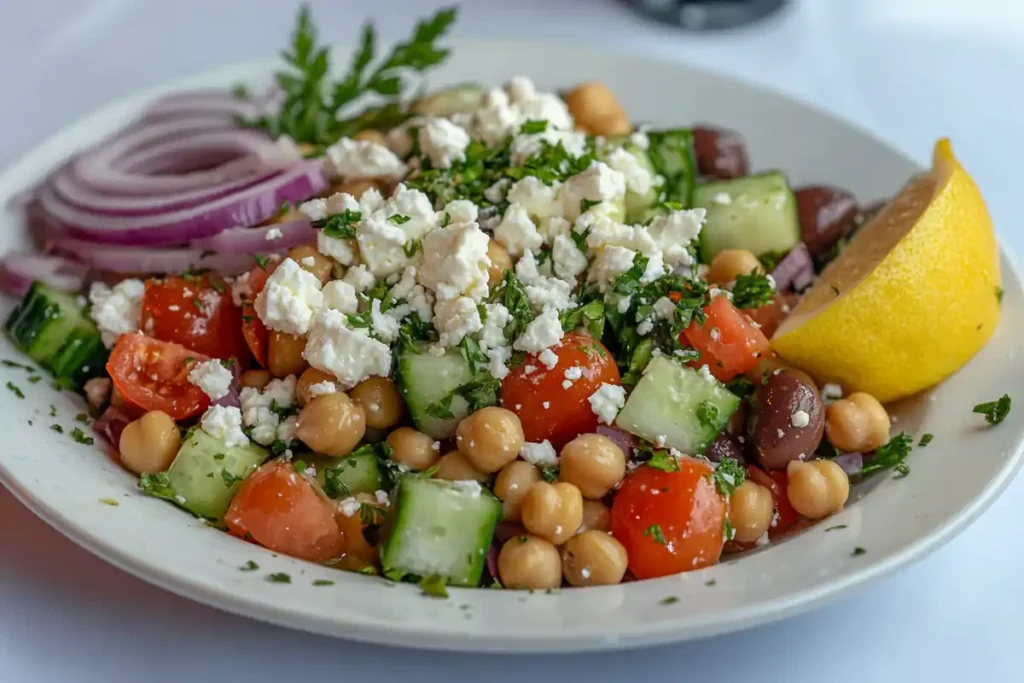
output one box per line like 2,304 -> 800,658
190,219 -> 315,253
93,405 -> 134,448
143,90 -> 266,121
50,238 -> 274,276
38,160 -> 327,246
770,243 -> 815,292
596,425 -> 636,457
832,452 -> 864,477
0,251 -> 88,296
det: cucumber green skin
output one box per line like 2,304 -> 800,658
5,282 -> 107,386
598,138 -> 660,223
166,428 -> 269,521
395,345 -> 488,440
380,475 -> 501,587
309,451 -> 384,497
615,356 -> 740,454
692,171 -> 800,263
647,129 -> 697,210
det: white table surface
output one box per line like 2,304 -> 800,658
1,1 -> 1022,680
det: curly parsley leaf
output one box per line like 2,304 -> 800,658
559,299 -> 605,339
859,432 -> 913,478
731,271 -> 775,309
710,456 -> 745,496
138,472 -> 176,501
491,270 -> 535,344
647,450 -> 680,472
313,209 -> 361,239
973,394 -> 1011,426
643,524 -> 668,545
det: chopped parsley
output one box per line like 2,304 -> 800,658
659,596 -> 680,605
240,560 -> 260,571
28,376 -> 41,384
138,472 -> 176,500
852,547 -> 866,557
266,572 -> 292,583
824,525 -> 847,532
312,579 -> 335,586
6,381 -> 24,399
710,456 -> 745,496
402,238 -> 422,257
221,469 -> 243,488
314,209 -> 362,239
858,432 -> 913,478
99,498 -> 120,507
731,271 -> 775,309
643,524 -> 668,545
918,433 -> 934,447
519,119 -> 548,134
75,413 -> 90,424
1,359 -> 34,371
559,299 -> 605,339
389,213 -> 411,225
973,394 -> 1011,425
696,400 -> 720,428
70,428 -> 94,445
537,463 -> 559,483
252,254 -> 270,270
647,450 -> 681,473
418,573 -> 449,598
50,424 -> 64,434
705,579 -> 717,587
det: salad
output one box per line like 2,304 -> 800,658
1,6 -> 1008,594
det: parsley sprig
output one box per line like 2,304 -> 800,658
858,432 -> 913,478
731,271 -> 775,309
973,394 -> 1011,426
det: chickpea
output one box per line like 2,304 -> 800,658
455,407 -> 524,474
497,534 -> 562,590
786,459 -> 849,520
558,434 -> 626,499
487,239 -> 513,286
295,393 -> 366,456
433,451 -> 488,482
353,129 -> 386,145
707,249 -> 762,286
350,377 -> 405,430
727,480 -> 775,543
240,369 -> 272,390
825,392 -> 890,453
387,427 -> 440,471
563,82 -> 631,137
295,367 -> 338,405
334,179 -> 379,200
119,411 -> 181,475
267,331 -> 307,378
521,481 -> 584,546
287,245 -> 333,284
579,499 -> 611,533
561,530 -> 628,587
494,461 -> 542,522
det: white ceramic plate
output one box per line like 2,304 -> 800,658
1,41 -> 1021,653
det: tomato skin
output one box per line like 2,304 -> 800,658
237,266 -> 272,367
743,292 -> 798,339
141,274 -> 251,364
747,466 -> 800,539
225,461 -> 345,564
501,332 -> 620,449
107,333 -> 210,420
683,296 -> 771,381
611,460 -> 726,580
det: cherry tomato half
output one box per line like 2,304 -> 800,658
237,265 -> 273,367
747,466 -> 800,539
501,332 -> 620,449
743,292 -> 798,339
683,295 -> 771,382
611,460 -> 726,580
141,274 -> 251,363
106,332 -> 210,420
225,460 -> 345,564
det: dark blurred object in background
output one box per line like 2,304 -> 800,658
622,0 -> 788,30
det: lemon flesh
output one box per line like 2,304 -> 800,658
772,139 -> 1001,403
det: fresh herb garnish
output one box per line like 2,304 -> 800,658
824,525 -> 847,532
491,270 -> 535,344
138,472 -> 176,501
852,547 -> 866,557
266,572 -> 292,583
705,579 -> 717,587
559,299 -> 605,339
313,579 -> 335,586
696,400 -> 720,428
660,596 -> 680,605
643,524 -> 668,545
313,209 -> 361,239
50,424 -> 64,434
647,450 -> 680,472
5,381 -> 24,399
858,432 -> 913,478
240,560 -> 260,571
75,413 -> 89,423
537,463 -> 559,483
519,119 -> 548,134
418,573 -> 449,598
70,428 -> 94,445
973,394 -> 1011,425
28,376 -> 41,384
389,213 -> 411,225
731,271 -> 775,309
1,359 -> 34,371
918,433 -> 934,447
710,456 -> 745,496
221,469 -> 243,488
403,238 -> 422,257
252,254 -> 270,270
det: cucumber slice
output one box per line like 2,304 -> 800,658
647,128 -> 696,209
380,476 -> 501,586
5,282 -> 107,386
161,428 -> 269,521
598,138 -> 660,223
308,450 -> 385,498
693,171 -> 800,263
395,344 -> 485,439
615,356 -> 740,454
413,84 -> 484,118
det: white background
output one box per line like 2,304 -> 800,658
1,1 -> 1022,680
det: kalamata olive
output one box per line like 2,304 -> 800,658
693,125 -> 749,179
794,185 -> 859,258
749,369 -> 825,470
706,432 -> 745,464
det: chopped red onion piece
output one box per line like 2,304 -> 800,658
596,425 -> 635,457
770,243 -> 815,292
0,252 -> 88,296
50,238 -> 274,276
832,452 -> 864,477
190,219 -> 315,253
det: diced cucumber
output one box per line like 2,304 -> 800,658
162,428 -> 269,521
615,356 -> 739,454
413,84 -> 484,118
647,128 -> 697,209
598,137 -> 660,223
380,475 -> 501,586
5,281 -> 107,386
307,450 -> 385,498
395,344 -> 483,439
693,171 -> 800,263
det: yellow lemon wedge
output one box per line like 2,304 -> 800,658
771,139 -> 1001,403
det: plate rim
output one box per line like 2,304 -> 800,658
1,39 -> 1022,653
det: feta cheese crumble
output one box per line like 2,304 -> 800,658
520,440 -> 558,465
308,380 -> 338,398
418,117 -> 471,169
254,258 -> 324,335
323,137 -> 407,179
589,383 -> 626,425
265,227 -> 283,241
303,309 -> 392,389
537,348 -> 559,370
239,375 -> 297,445
419,220 -> 491,301
791,410 -> 811,428
514,306 -> 564,353
200,405 -> 248,449
188,359 -> 233,401
321,280 -> 358,315
89,279 -> 145,347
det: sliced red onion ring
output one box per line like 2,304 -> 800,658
190,219 -> 315,253
50,238 -> 274,275
39,160 -> 327,246
0,251 -> 88,296
770,243 -> 815,292
94,405 -> 134,449
597,425 -> 636,457
832,452 -> 864,477
143,90 -> 266,121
